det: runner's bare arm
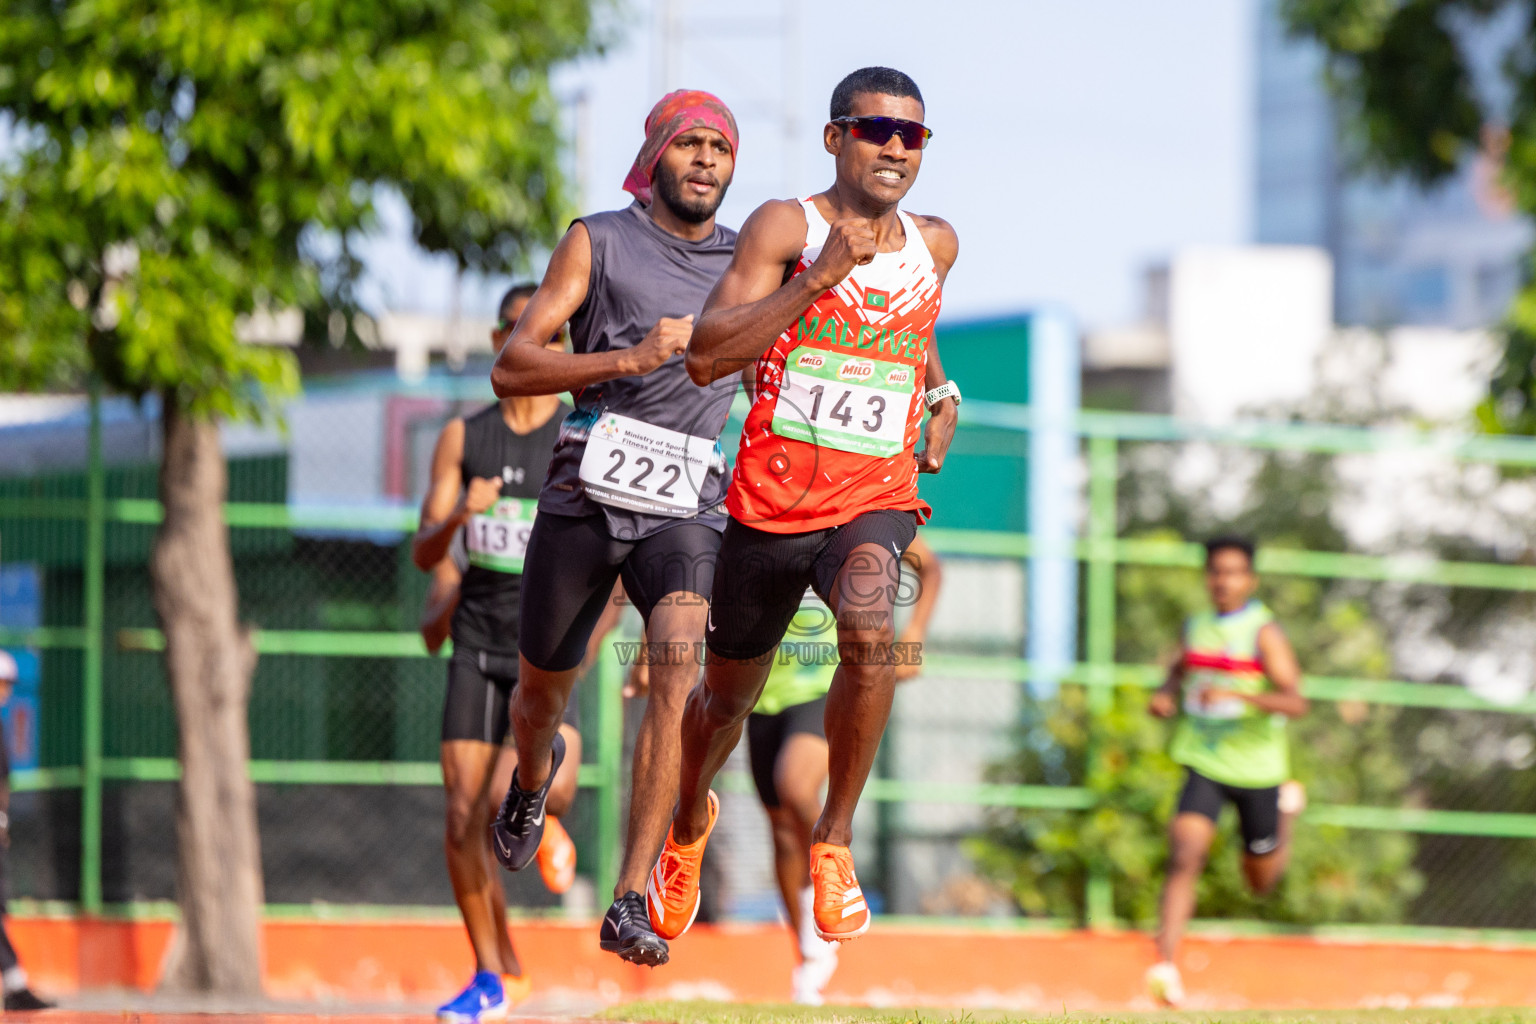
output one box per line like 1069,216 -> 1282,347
491,223 -> 692,396
895,534 -> 943,682
420,557 -> 461,655
900,534 -> 943,639
1248,622 -> 1309,718
1149,646 -> 1187,718
412,419 -> 500,571
688,199 -> 887,384
686,201 -> 814,384
915,339 -> 958,473
909,214 -> 960,473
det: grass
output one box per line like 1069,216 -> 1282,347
602,1001 -> 1536,1024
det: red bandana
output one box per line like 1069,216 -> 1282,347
622,89 -> 739,206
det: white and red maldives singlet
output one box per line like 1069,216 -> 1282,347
727,198 -> 943,534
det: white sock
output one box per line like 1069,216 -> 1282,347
4,966 -> 27,994
797,885 -> 820,959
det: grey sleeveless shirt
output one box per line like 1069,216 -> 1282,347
537,202 -> 738,540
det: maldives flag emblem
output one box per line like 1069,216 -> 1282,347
864,288 -> 889,311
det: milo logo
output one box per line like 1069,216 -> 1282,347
885,367 -> 912,386
796,352 -> 826,370
838,358 -> 875,382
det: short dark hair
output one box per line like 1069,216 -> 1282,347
830,67 -> 924,121
497,283 -> 537,320
1204,535 -> 1257,568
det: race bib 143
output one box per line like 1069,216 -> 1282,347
771,348 -> 915,458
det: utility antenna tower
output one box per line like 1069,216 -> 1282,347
653,0 -> 801,195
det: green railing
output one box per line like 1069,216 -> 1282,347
5,395 -> 1536,927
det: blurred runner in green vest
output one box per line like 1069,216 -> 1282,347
746,535 -> 942,1004
1144,535 -> 1308,1007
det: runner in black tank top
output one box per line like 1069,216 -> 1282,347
412,285 -> 581,1020
485,89 -> 740,968
450,401 -> 563,655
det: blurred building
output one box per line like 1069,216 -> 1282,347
1083,1 -> 1523,419
1254,0 -> 1531,329
1083,247 -> 1333,420
1082,245 -> 1498,424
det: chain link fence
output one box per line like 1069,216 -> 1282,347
3,382 -> 1536,935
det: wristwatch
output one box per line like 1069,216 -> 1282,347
924,381 -> 961,408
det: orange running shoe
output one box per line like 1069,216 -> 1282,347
537,815 -> 576,894
645,790 -> 719,940
810,842 -> 869,942
501,972 -> 533,1008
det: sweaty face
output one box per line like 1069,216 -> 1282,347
1204,548 -> 1257,614
827,92 -> 926,205
652,128 -> 735,224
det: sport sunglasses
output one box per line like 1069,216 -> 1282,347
831,115 -> 933,150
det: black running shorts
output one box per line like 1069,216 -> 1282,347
746,695 -> 828,809
705,509 -> 918,661
1175,768 -> 1282,856
442,646 -> 579,745
518,512 -> 720,673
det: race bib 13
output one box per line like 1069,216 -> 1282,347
467,498 -> 538,574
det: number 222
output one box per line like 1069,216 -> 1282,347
602,450 -> 681,497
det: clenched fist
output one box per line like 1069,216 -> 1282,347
460,476 -> 503,517
807,219 -> 878,290
624,315 -> 694,376
1148,691 -> 1177,719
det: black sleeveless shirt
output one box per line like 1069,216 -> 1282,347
451,401 -> 568,656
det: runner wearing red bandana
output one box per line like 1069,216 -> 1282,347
645,67 -> 960,951
487,88 -> 740,968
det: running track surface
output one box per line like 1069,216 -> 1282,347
0,1016 -> 602,1024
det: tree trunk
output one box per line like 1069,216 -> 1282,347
151,398 -> 264,994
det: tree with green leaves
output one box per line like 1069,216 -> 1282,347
1279,0 -> 1536,433
0,0 -> 600,992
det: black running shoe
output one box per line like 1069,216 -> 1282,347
4,988 -> 53,1011
490,730 -> 566,871
600,890 -> 669,966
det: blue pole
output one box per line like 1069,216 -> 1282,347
1026,307 -> 1081,691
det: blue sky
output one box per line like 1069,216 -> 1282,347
358,0 -> 1256,331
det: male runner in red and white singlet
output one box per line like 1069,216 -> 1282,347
646,66 -> 960,948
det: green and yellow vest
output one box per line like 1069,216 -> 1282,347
754,596 -> 837,717
1168,601 -> 1289,788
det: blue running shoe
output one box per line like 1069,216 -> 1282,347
437,970 -> 508,1023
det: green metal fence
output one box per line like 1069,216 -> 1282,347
3,389 -> 1536,934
